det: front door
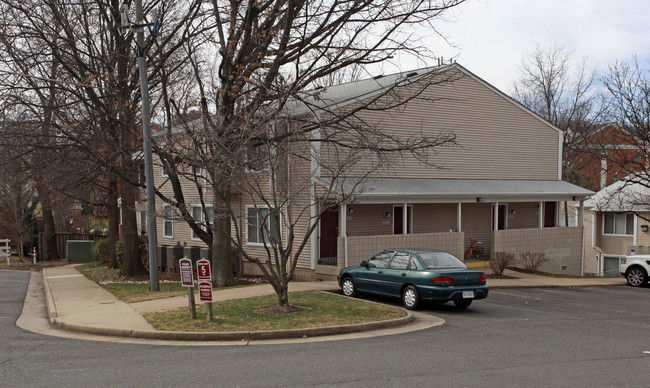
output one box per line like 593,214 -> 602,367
544,202 -> 556,228
319,207 -> 338,265
393,205 -> 412,234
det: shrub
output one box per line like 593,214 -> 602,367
91,238 -> 111,263
489,251 -> 516,276
519,251 -> 548,271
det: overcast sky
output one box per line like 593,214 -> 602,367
409,0 -> 650,93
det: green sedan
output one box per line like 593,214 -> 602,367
337,249 -> 489,310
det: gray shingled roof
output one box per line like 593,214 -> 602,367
284,65 -> 449,115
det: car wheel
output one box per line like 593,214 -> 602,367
626,266 -> 648,287
341,277 -> 357,297
402,285 -> 420,310
453,299 -> 473,309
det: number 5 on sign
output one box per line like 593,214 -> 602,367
197,259 -> 211,281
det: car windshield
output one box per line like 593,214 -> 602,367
418,251 -> 467,269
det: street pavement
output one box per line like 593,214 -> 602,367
23,264 -> 625,344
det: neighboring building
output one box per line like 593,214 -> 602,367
583,176 -> 650,277
573,124 -> 646,191
138,63 -> 593,280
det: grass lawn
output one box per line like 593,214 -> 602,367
76,262 -> 191,303
144,291 -> 406,332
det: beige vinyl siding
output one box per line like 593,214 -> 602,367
507,202 -> 541,230
460,203 -> 492,254
413,204 -> 458,233
346,204 -> 393,236
319,68 -> 560,180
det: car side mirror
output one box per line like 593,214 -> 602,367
360,260 -> 368,267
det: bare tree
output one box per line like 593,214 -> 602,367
0,148 -> 37,261
155,0 -> 465,305
0,0 -> 205,274
592,59 -> 650,221
512,44 -> 601,223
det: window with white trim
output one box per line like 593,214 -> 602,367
247,206 -> 281,244
245,144 -> 271,172
163,206 -> 173,238
603,213 -> 634,235
140,210 -> 146,233
191,205 -> 213,240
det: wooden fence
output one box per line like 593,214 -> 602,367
38,232 -> 107,261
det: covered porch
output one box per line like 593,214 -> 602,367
313,178 -> 593,277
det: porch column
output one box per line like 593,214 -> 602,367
457,202 -> 462,232
578,200 -> 584,227
403,202 -> 408,235
493,201 -> 499,230
340,203 -> 348,267
538,201 -> 544,228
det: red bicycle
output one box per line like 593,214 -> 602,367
464,237 -> 484,259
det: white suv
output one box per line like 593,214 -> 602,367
620,255 -> 650,287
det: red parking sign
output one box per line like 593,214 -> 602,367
198,281 -> 213,302
179,258 -> 194,287
196,259 -> 211,281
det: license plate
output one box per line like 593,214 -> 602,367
462,290 -> 475,299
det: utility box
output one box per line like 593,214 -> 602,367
66,240 -> 94,262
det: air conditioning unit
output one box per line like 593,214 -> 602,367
66,240 -> 95,262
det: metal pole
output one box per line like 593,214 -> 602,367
134,0 -> 158,291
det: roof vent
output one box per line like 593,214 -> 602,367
406,71 -> 418,77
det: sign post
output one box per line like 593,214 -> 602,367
179,257 -> 196,319
196,259 -> 213,321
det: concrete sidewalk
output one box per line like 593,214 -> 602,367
40,265 -> 626,342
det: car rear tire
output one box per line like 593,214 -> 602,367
402,285 -> 420,310
341,277 -> 357,297
626,266 -> 648,287
453,299 -> 473,309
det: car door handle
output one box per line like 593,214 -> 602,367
378,271 -> 384,274
401,273 -> 407,276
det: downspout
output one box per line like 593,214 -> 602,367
341,203 -> 348,268
580,199 -> 585,276
309,120 -> 321,270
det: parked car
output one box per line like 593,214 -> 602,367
620,255 -> 650,287
337,249 -> 488,310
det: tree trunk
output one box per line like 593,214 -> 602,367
107,174 -> 120,269
212,182 -> 234,287
36,183 -> 59,261
276,285 -> 289,307
118,178 -> 147,277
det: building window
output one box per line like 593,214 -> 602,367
191,205 -> 213,240
247,206 -> 281,244
163,206 -> 173,238
245,144 -> 271,172
140,210 -> 146,233
603,213 -> 634,235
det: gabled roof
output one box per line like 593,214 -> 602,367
286,62 -> 564,137
284,64 -> 448,115
584,174 -> 650,212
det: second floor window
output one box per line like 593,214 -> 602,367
247,206 -> 281,244
191,205 -> 213,240
163,206 -> 173,238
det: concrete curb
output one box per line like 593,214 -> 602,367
50,311 -> 414,342
42,268 -> 58,319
